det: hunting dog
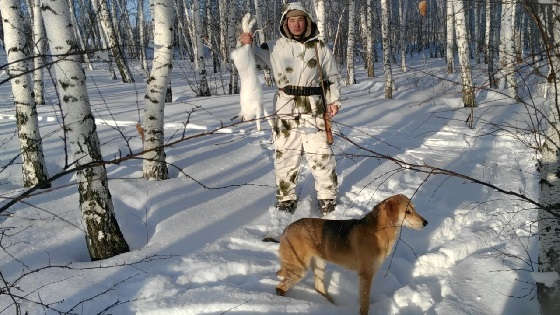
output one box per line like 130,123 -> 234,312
275,194 -> 428,315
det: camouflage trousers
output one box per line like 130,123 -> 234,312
273,115 -> 337,202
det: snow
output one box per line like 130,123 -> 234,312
0,57 -> 542,314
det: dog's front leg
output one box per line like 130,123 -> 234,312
312,257 -> 335,304
358,269 -> 374,315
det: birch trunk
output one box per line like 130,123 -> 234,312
488,0 -> 498,88
446,0 -> 455,73
142,0 -> 175,180
399,0 -> 406,72
538,106 -> 560,314
138,0 -> 149,74
346,0 -> 356,85
66,0 -> 93,70
228,0 -> 239,94
380,0 -> 392,98
190,0 -> 211,96
96,16 -> 118,80
207,3 -> 219,73
314,0 -> 326,42
114,0 -> 137,59
40,0 -> 129,260
485,0 -> 491,64
92,0 -> 135,83
1,0 -> 50,188
452,0 -> 475,107
499,0 -> 518,98
253,0 -> 272,86
473,0 -> 480,64
359,1 -> 367,69
538,4 -> 560,314
366,0 -> 374,77
218,0 -> 228,63
32,0 -> 46,105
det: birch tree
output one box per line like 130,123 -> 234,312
538,3 -> 560,314
219,0 -> 228,65
228,0 -> 239,94
498,0 -> 518,99
40,0 -> 129,260
32,0 -> 46,105
485,0 -> 492,64
253,0 -> 272,86
142,0 -> 176,180
92,0 -> 135,83
346,0 -> 356,85
399,0 -> 406,72
189,0 -> 211,96
314,0 -> 326,42
366,0 -> 374,77
446,0 -> 455,73
0,0 -> 50,189
67,0 -> 93,71
452,0 -> 475,107
380,0 -> 392,98
138,0 -> 149,74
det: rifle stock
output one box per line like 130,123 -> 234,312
315,44 -> 334,145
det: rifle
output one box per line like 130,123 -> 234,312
314,43 -> 334,145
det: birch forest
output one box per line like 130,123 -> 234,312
1,0 -> 560,314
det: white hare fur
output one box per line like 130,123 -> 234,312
230,13 -> 269,130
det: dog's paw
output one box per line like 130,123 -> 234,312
275,287 -> 287,296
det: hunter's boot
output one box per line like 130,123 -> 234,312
262,200 -> 297,243
318,199 -> 336,216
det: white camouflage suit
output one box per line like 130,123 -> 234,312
254,2 -> 341,204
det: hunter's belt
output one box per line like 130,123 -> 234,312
280,85 -> 323,96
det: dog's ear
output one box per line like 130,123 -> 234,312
385,198 -> 400,224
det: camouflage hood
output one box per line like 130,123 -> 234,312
279,2 -> 319,42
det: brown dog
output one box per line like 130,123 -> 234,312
275,194 -> 428,315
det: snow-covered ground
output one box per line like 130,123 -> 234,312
0,57 -> 541,314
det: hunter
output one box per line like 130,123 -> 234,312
240,2 -> 342,242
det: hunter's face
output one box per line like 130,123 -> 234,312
287,16 -> 306,37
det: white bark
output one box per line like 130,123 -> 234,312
452,0 -> 475,107
538,4 -> 560,314
32,0 -> 46,105
446,0 -> 455,73
95,14 -> 118,80
498,0 -> 518,98
114,0 -> 137,59
227,0 -> 239,94
399,0 -> 406,72
1,0 -> 50,188
218,0 -> 229,63
92,0 -> 135,83
142,0 -> 175,180
40,0 -> 129,260
380,0 -> 392,98
188,0 -> 210,96
366,0 -> 374,77
346,0 -> 356,85
314,0 -> 326,42
473,0 -> 480,64
253,0 -> 272,86
539,115 -> 560,314
66,0 -> 93,70
359,0 -> 367,69
138,0 -> 149,75
485,0 -> 492,64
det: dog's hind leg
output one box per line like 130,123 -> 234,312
276,265 -> 306,296
312,257 -> 335,304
